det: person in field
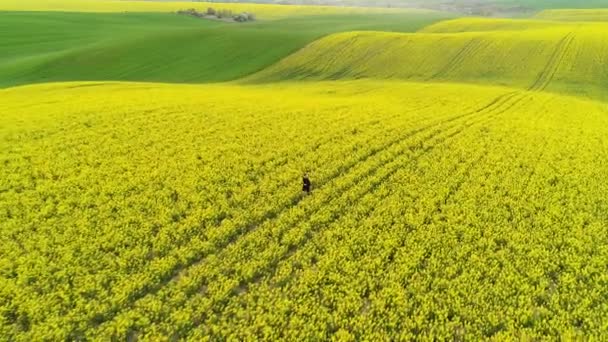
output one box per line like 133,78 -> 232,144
302,172 -> 311,195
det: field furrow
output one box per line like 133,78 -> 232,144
181,90 -> 522,340
94,86 -> 530,339
78,96 -> 477,330
528,32 -> 576,92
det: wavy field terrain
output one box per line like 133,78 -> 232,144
2,80 -> 608,340
3,2 -> 608,341
0,11 -> 453,88
251,18 -> 608,100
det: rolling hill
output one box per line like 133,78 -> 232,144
250,18 -> 608,101
0,10 -> 454,88
3,3 -> 608,341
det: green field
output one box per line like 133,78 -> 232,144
3,1 -> 608,341
0,10 -> 453,88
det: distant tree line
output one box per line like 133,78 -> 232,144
177,8 -> 256,22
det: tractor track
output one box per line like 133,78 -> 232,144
432,38 -> 482,80
84,101 -> 479,333
132,89 -> 534,338
89,89 -> 529,336
528,32 -> 575,92
175,89 -> 535,339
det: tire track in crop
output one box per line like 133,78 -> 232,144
132,90 -> 535,338
288,35 -> 360,80
140,103 -> 428,245
170,102 -> 448,248
259,124 -> 493,307
528,32 -> 575,92
86,101 -> 481,333
242,90 -> 536,290
189,91 -> 578,339
266,94 -> 539,315
258,112 -> 495,266
254,101 -> 439,175
178,44 -> 572,334
8,94 -> 428,336
172,93 -> 516,268
431,38 -> 481,80
139,103 -> 438,247
174,89 -> 532,339
164,121 -> 493,337
247,132 -> 490,286
373,96 -> 555,304
90,94 -> 508,334
390,95 -> 551,276
238,92 -> 531,285
90,90 -> 523,333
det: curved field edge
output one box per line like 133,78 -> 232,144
0,11 -> 455,88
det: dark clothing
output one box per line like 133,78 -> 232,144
303,177 -> 311,193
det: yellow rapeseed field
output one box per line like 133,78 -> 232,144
4,4 -> 608,340
251,19 -> 608,101
2,80 -> 608,339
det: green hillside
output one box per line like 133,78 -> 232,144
0,11 -> 454,88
